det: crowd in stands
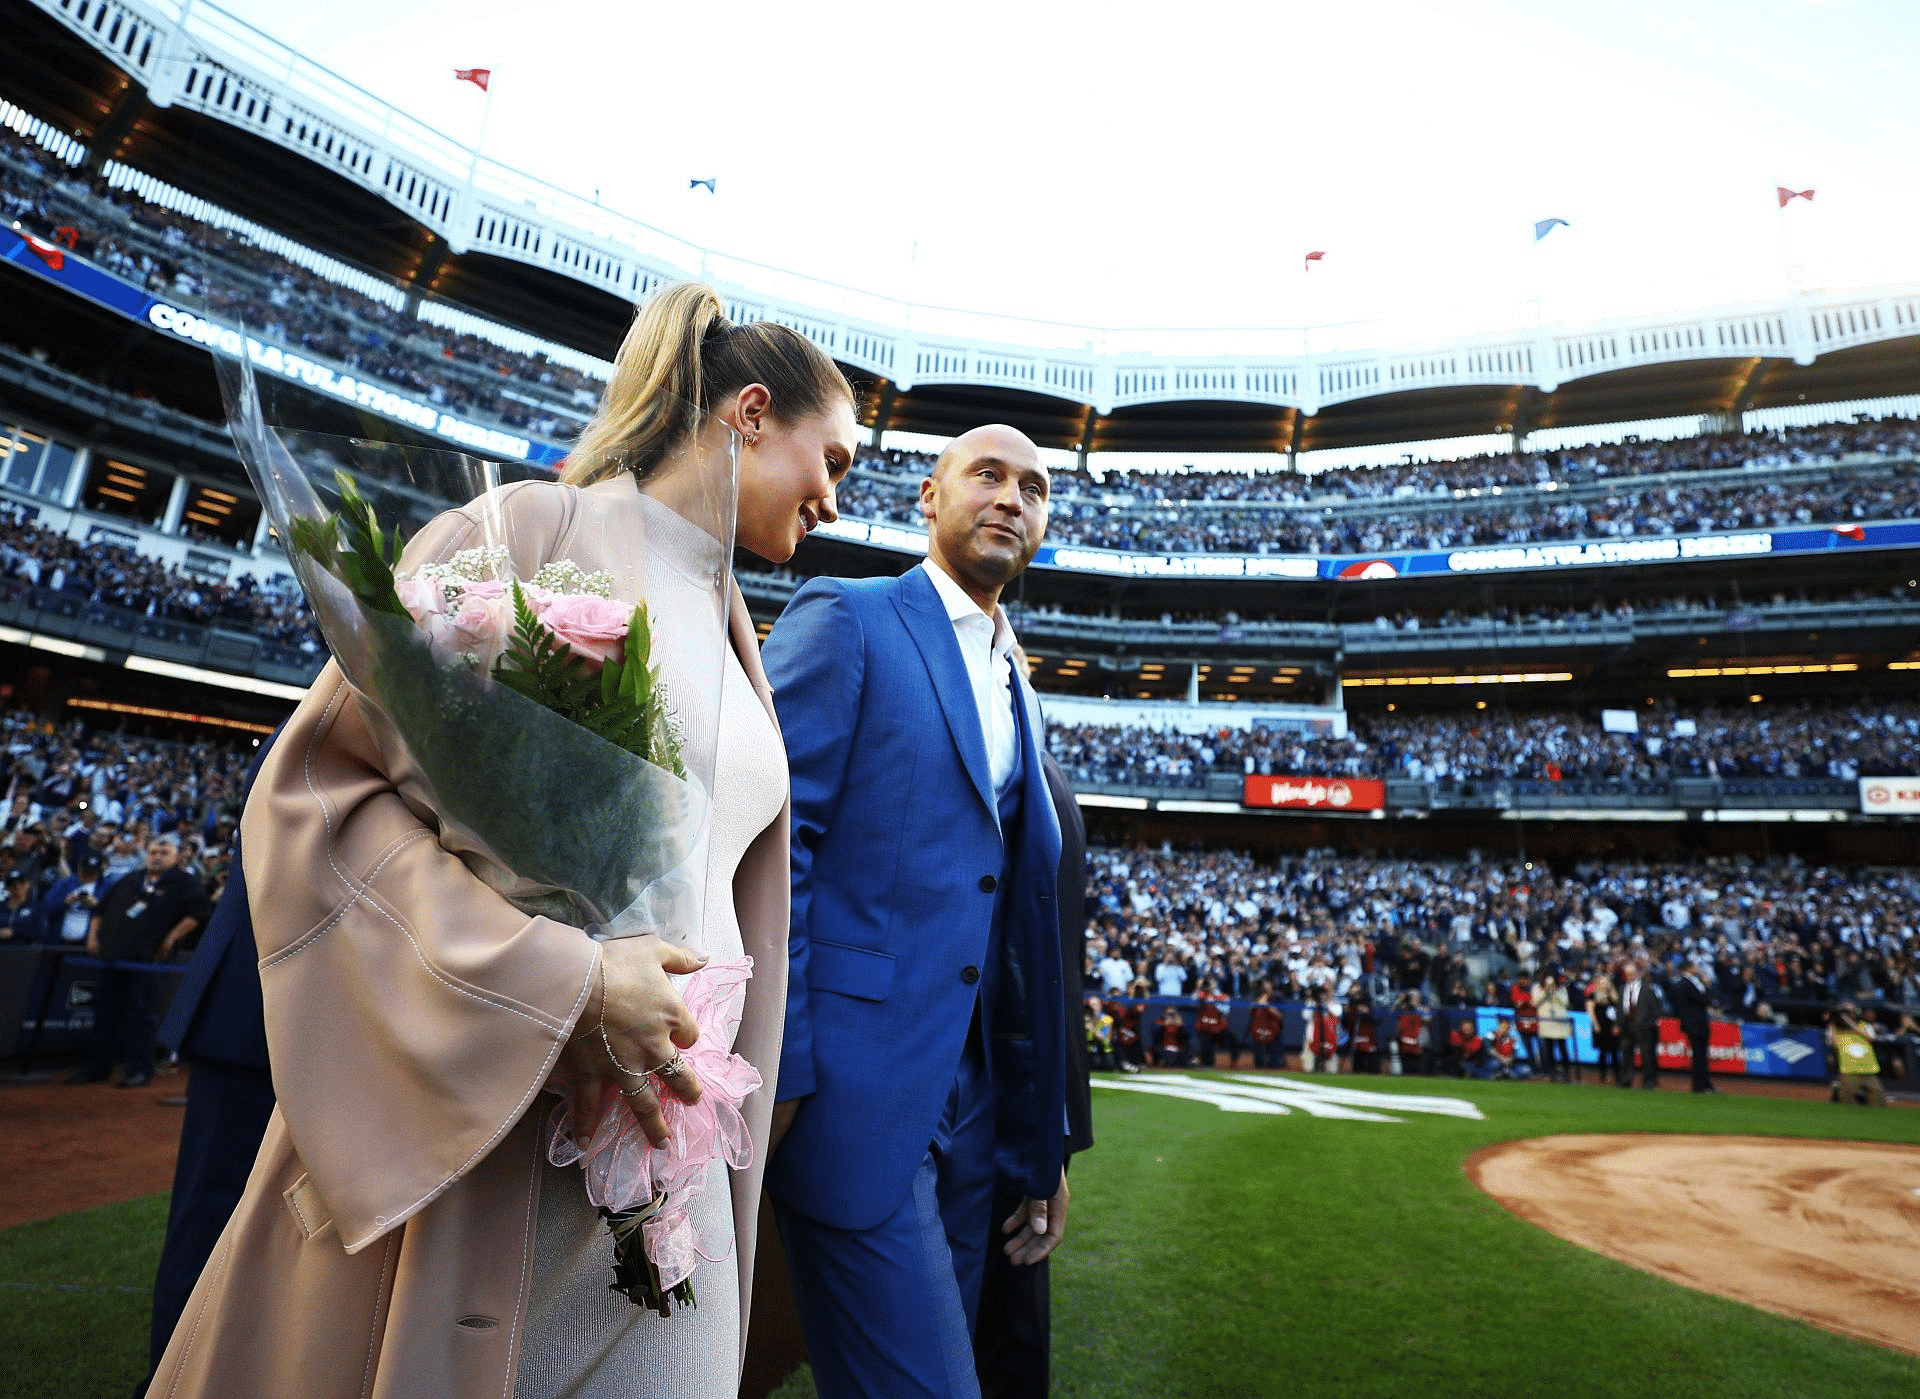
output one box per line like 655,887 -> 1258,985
0,512 -> 318,652
1057,417 -> 1920,504
1013,583 -> 1918,635
1083,843 -> 1920,1026
863,418 -> 1920,510
10,127 -> 1920,558
1048,699 -> 1920,789
0,709 -> 249,947
0,130 -> 598,440
842,451 -> 1920,556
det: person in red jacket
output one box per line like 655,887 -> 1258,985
1511,976 -> 1542,1076
1396,998 -> 1428,1076
1194,978 -> 1233,1068
1154,1005 -> 1192,1068
1492,1017 -> 1531,1080
1247,985 -> 1284,1070
1348,999 -> 1380,1074
1306,994 -> 1342,1074
1452,1019 -> 1493,1079
1107,992 -> 1145,1073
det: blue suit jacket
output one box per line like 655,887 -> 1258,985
763,567 -> 1066,1231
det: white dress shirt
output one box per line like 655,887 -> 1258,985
920,559 -> 1020,800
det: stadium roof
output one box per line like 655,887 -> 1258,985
7,0 -> 1920,458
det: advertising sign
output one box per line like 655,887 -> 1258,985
1242,775 -> 1385,811
1738,1023 -> 1828,1081
1656,1017 -> 1746,1074
1859,776 -> 1920,815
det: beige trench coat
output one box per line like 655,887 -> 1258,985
150,480 -> 790,1399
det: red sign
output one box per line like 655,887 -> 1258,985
1242,775 -> 1385,812
1338,559 -> 1398,580
1656,1018 -> 1747,1074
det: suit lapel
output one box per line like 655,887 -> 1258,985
1011,666 -> 1061,858
894,568 -> 995,818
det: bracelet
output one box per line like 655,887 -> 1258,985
593,959 -> 650,1079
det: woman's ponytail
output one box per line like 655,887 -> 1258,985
562,282 -> 851,487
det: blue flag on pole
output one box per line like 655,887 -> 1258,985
1534,217 -> 1569,241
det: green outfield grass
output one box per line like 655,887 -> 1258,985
7,1077 -> 1919,1398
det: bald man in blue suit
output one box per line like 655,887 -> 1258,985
763,425 -> 1069,1399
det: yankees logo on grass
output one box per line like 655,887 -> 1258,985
1094,1074 -> 1486,1123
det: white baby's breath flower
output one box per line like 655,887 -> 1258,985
532,560 -> 615,598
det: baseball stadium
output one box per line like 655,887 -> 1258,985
0,1 -> 1916,1396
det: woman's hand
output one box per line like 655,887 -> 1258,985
560,934 -> 709,1148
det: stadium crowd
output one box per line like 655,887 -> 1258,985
1082,843 -> 1920,1024
9,123 -> 1920,555
859,416 -> 1920,509
1012,583 -> 1918,634
840,452 -> 1920,555
1047,700 -> 1920,788
1,130 -> 596,440
0,708 -> 248,949
0,512 -> 319,652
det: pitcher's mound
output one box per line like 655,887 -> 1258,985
1468,1134 -> 1920,1355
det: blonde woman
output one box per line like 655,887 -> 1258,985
1535,971 -> 1572,1082
152,284 -> 857,1399
1588,973 -> 1621,1085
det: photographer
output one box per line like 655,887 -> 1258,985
1085,996 -> 1116,1072
1827,1003 -> 1886,1106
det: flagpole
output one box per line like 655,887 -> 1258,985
1773,197 -> 1799,295
467,77 -> 497,192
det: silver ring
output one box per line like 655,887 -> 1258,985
650,1053 -> 690,1081
617,1080 -> 655,1099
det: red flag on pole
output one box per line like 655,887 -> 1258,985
1304,250 -> 1326,271
454,68 -> 492,92
1776,186 -> 1814,208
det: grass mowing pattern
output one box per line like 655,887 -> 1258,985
6,1079 -> 1919,1397
0,1193 -> 167,1399
1050,1077 -> 1920,1398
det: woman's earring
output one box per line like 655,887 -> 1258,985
742,430 -> 760,449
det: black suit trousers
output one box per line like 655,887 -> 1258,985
975,1174 -> 1051,1399
1623,1023 -> 1660,1087
1687,1029 -> 1712,1091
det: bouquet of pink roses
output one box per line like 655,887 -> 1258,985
278,468 -> 758,1314
206,270 -> 757,1316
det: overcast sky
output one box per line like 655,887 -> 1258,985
211,0 -> 1916,353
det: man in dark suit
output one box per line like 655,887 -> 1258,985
1620,959 -> 1664,1090
143,734 -> 278,1381
975,750 -> 1093,1399
1669,960 -> 1717,1094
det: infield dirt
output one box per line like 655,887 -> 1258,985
1469,1133 -> 1920,1357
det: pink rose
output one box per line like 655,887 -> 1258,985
538,594 -> 630,668
424,591 -> 514,671
396,575 -> 447,623
458,579 -> 508,601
